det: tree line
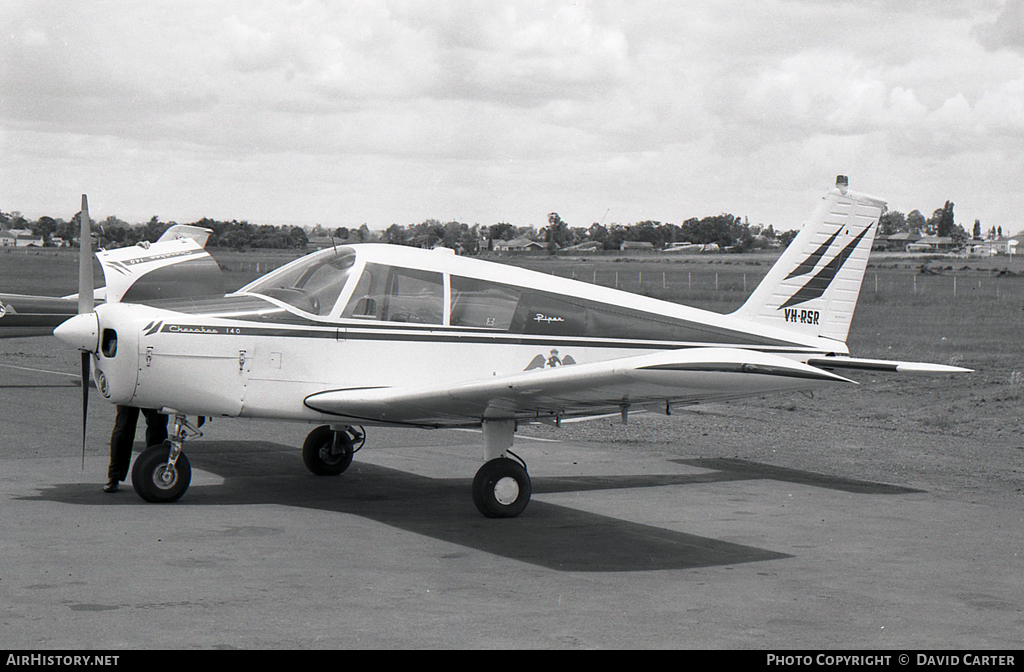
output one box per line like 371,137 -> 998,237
4,197 -> 982,254
313,214 -> 795,254
0,210 -> 310,250
0,207 -> 793,253
878,200 -> 1003,245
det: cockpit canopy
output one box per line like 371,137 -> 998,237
232,244 -> 782,347
238,246 -> 517,329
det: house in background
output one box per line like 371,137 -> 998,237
907,235 -> 955,253
883,231 -> 921,251
971,237 -> 1018,256
0,230 -> 44,247
493,237 -> 547,253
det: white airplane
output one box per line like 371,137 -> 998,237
52,177 -> 969,517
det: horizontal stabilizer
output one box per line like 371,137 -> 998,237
806,356 -> 972,374
304,348 -> 854,427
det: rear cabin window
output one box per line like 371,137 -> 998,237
511,288 -> 702,342
340,266 -> 743,344
447,276 -> 697,341
342,263 -> 444,324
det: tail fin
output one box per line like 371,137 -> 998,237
732,176 -> 885,343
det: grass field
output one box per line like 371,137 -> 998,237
2,244 -> 1022,504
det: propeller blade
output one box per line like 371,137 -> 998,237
78,194 -> 93,315
78,194 -> 93,471
81,351 -> 90,471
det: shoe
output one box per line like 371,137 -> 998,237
103,479 -> 119,493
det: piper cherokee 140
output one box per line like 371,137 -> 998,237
52,177 -> 970,517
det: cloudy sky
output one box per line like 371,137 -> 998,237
3,0 -> 1024,234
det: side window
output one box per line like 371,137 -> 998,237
386,267 -> 444,324
341,263 -> 443,324
450,276 -> 521,330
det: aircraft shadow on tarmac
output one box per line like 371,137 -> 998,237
20,442 -> 920,573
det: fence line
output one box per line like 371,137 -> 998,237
544,268 -> 1024,301
219,258 -> 1024,302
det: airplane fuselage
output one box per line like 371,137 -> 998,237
51,180 -> 969,514
82,244 -> 844,426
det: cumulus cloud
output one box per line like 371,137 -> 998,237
974,0 -> 1024,52
3,0 -> 1024,231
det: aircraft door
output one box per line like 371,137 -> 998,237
341,263 -> 444,324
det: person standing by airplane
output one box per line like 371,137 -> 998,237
104,406 -> 168,493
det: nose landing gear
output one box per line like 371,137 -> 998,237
131,414 -> 199,503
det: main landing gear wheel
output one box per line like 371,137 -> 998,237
131,441 -> 192,503
302,425 -> 363,476
472,456 -> 532,518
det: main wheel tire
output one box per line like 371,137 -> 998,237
302,425 -> 355,476
472,457 -> 531,518
131,441 -> 192,503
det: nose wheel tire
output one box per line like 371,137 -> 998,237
472,457 -> 531,518
302,425 -> 358,476
131,441 -> 192,503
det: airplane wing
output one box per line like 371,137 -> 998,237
0,294 -> 79,338
303,347 -> 856,427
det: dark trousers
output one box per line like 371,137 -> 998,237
107,406 -> 169,481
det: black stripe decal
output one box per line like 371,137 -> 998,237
155,322 -> 824,355
784,228 -> 842,280
781,224 -> 873,309
105,248 -> 207,268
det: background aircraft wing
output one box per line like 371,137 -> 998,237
1,228 -> 223,338
303,347 -> 855,427
0,294 -> 79,338
97,236 -> 223,304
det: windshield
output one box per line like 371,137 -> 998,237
243,247 -> 357,316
